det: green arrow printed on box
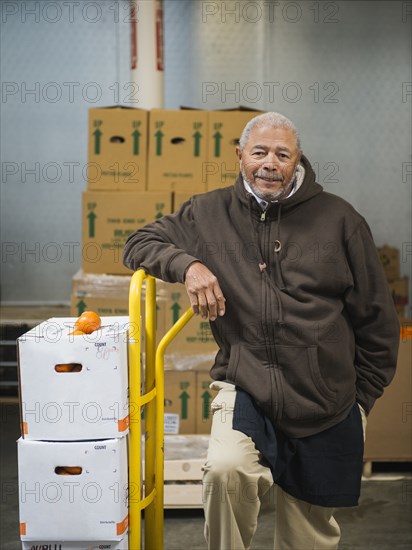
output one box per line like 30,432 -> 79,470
132,129 -> 141,155
93,128 -> 102,154
171,302 -> 181,324
193,131 -> 202,157
201,391 -> 212,420
213,131 -> 222,157
155,130 -> 164,155
87,211 -> 97,238
76,299 -> 87,316
179,390 -> 190,419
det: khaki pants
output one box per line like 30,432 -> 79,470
202,382 -> 367,550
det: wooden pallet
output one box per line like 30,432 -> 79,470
164,458 -> 204,508
144,434 -> 209,509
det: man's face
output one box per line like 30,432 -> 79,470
236,125 -> 301,202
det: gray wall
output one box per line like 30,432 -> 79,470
1,0 -> 131,303
1,1 -> 411,313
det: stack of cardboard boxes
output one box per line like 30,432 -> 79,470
17,317 -> 130,548
377,245 -> 409,320
363,245 -> 411,463
82,106 -> 171,277
71,106 -> 261,436
79,106 -> 260,280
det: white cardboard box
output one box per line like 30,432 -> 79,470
18,437 -> 128,541
18,317 -> 129,441
22,534 -> 128,549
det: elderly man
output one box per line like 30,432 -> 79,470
123,112 -> 399,550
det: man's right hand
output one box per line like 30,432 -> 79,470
184,262 -> 226,321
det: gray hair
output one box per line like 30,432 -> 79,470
239,112 -> 302,152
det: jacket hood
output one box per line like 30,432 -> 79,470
234,154 -> 323,210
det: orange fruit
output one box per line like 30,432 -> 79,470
74,311 -> 102,334
55,363 -> 82,373
68,330 -> 85,336
55,466 -> 83,475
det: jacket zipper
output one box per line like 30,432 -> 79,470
259,209 -> 282,423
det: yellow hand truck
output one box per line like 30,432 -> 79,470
128,270 -> 194,550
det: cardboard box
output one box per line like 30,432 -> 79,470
165,352 -> 216,434
70,270 -> 132,317
88,106 -> 148,191
195,369 -> 215,434
142,356 -> 216,436
71,270 -> 132,299
18,317 -> 129,440
71,295 -> 129,318
388,276 -> 409,316
22,535 -> 128,550
377,245 -> 400,282
163,370 -> 196,434
364,337 -> 412,461
82,191 -> 171,275
159,283 -> 219,355
147,110 -> 208,193
18,437 -> 128,541
205,109 -> 262,191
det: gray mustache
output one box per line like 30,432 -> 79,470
254,173 -> 284,181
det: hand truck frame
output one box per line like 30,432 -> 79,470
128,270 -> 194,549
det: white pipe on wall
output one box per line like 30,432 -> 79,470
130,0 -> 164,109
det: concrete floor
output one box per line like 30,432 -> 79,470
1,402 -> 411,550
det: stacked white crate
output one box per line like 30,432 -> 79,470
17,317 -> 130,549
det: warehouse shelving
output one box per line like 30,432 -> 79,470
0,306 -> 70,399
